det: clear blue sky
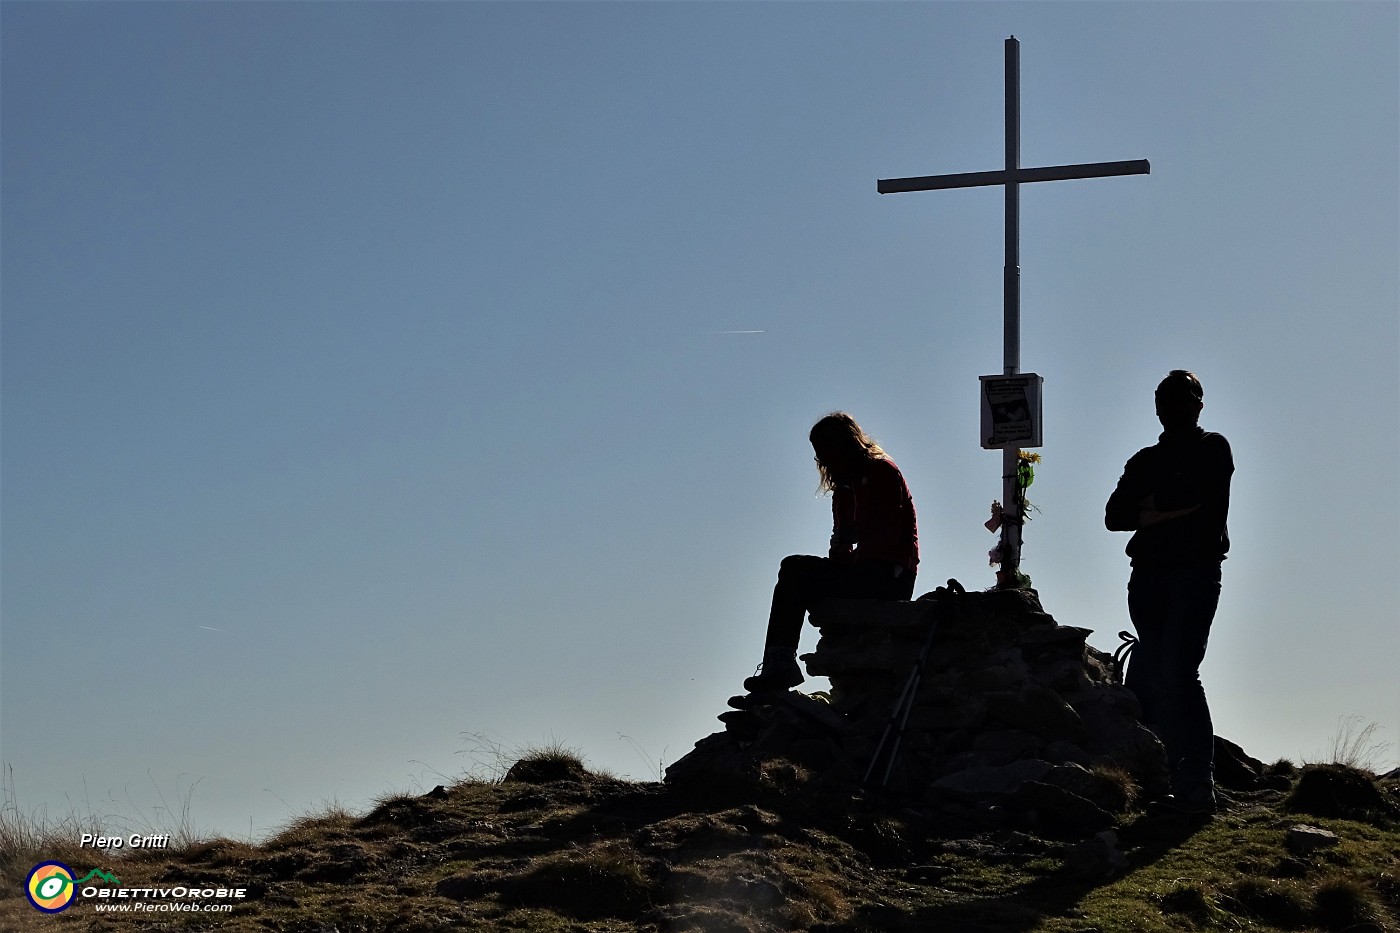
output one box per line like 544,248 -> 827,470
4,2 -> 1396,841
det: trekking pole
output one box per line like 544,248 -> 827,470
862,646 -> 926,788
862,579 -> 964,790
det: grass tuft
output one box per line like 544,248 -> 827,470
502,742 -> 590,785
1229,877 -> 1313,929
1312,874 -> 1388,932
509,841 -> 657,919
797,877 -> 849,921
1157,879 -> 1220,922
1286,763 -> 1391,822
1316,717 -> 1392,774
1090,761 -> 1139,812
262,799 -> 357,851
459,732 -> 594,785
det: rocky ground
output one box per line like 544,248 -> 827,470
3,748 -> 1398,932
6,589 -> 1396,930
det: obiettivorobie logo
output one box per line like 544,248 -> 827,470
25,860 -> 249,915
25,862 -> 121,913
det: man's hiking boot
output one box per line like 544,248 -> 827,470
742,648 -> 803,694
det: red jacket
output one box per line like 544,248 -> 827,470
830,457 -> 919,572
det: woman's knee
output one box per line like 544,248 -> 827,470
778,554 -> 824,581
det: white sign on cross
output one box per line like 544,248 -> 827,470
879,36 -> 1150,581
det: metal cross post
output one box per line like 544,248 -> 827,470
879,36 -> 1149,582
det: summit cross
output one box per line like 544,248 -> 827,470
879,36 -> 1149,581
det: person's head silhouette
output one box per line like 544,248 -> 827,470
1155,370 -> 1204,433
809,412 -> 883,489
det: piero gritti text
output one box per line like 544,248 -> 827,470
80,833 -> 171,850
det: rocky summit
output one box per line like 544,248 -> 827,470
669,587 -> 1171,837
4,588 -> 1398,932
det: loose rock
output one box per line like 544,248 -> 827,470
1286,823 -> 1340,855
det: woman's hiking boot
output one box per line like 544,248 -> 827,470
743,647 -> 803,694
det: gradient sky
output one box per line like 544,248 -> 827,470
3,2 -> 1397,842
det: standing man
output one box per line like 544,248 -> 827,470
1106,370 -> 1233,815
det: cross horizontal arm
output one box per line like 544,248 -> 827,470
878,158 -> 1149,194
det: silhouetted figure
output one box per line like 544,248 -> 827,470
744,413 -> 919,693
1106,370 -> 1233,815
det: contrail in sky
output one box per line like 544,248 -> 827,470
199,625 -> 225,633
709,329 -> 767,334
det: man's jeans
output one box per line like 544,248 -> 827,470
1125,562 -> 1221,797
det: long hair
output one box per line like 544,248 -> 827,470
810,412 -> 886,493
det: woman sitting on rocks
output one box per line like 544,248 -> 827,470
744,412 -> 920,694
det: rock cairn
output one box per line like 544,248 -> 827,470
666,587 -> 1171,836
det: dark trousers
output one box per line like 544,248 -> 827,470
1125,562 -> 1221,796
764,555 -> 915,649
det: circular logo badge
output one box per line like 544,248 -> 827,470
26,862 -> 77,913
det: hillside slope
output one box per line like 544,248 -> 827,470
4,751 -> 1397,932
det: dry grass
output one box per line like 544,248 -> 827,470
503,742 -> 590,785
457,733 -> 595,784
1090,761 -> 1140,812
4,735 -> 1399,932
0,765 -> 212,899
510,841 -> 658,919
261,799 -> 358,850
1286,763 -> 1395,823
1313,874 -> 1389,932
1228,876 -> 1315,928
1313,716 -> 1393,774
